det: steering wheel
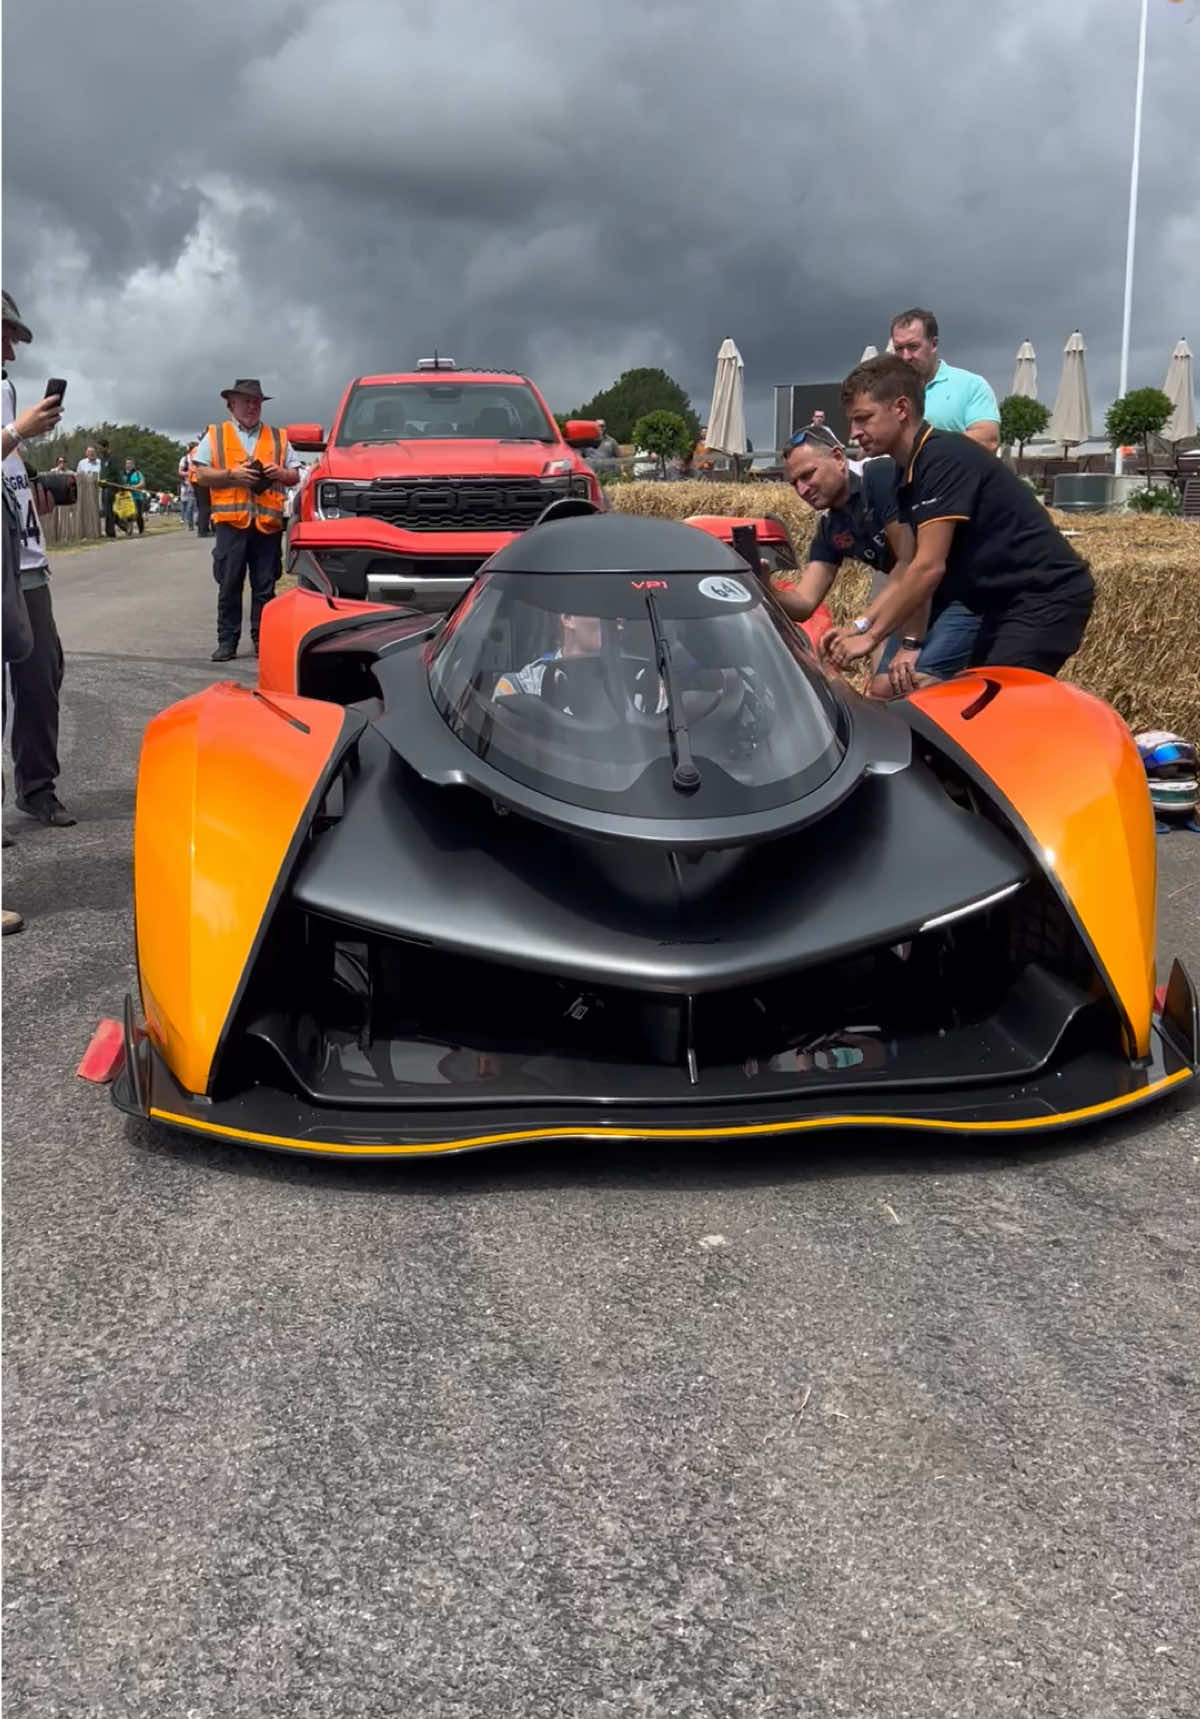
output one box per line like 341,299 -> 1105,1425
541,656 -> 624,727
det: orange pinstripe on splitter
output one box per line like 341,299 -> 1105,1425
148,1068 -> 1191,1157
134,685 -> 348,1095
910,670 -> 1158,1055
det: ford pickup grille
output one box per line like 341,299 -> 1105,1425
347,477 -> 584,533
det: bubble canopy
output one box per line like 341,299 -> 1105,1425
427,514 -> 848,819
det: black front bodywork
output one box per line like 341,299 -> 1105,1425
117,516 -> 1197,1155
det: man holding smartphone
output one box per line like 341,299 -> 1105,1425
2,290 -> 75,829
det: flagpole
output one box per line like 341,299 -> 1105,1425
1115,0 -> 1149,478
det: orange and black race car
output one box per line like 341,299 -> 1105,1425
113,510 -> 1196,1161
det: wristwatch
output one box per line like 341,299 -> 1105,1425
4,422 -> 24,446
851,615 -> 872,635
900,635 -> 925,651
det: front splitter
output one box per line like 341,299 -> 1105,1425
113,1011 -> 1195,1161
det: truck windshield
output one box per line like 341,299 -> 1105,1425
336,382 -> 556,445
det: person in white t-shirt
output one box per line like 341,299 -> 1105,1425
2,289 -> 75,829
76,445 -> 101,480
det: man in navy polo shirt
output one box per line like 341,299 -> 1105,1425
823,356 -> 1093,677
780,422 -> 977,697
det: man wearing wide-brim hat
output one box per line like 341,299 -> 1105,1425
190,379 -> 300,661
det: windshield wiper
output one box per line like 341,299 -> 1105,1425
644,592 -> 701,793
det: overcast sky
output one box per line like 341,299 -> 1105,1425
3,0 -> 1197,447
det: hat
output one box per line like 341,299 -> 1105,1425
2,290 -> 33,343
220,378 -> 271,403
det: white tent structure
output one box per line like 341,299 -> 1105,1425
705,338 -> 747,463
860,344 -> 879,362
1010,340 -> 1038,399
1048,330 -> 1093,449
1162,337 -> 1196,441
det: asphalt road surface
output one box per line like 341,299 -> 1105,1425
3,530 -> 1198,1718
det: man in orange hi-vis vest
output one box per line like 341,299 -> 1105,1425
190,379 -> 300,661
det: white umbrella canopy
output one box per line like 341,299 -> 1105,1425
1162,337 -> 1196,440
1011,340 -> 1038,399
705,338 -> 747,456
1049,330 -> 1093,447
860,344 -> 879,361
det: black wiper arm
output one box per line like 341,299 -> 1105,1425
644,592 -> 701,793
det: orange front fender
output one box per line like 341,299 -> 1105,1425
908,670 -> 1157,1055
258,585 -> 395,695
134,683 -> 358,1095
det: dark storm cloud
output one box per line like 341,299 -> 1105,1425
3,0 -> 1196,442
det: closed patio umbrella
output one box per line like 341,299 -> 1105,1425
1048,330 -> 1092,449
1011,340 -> 1038,399
1162,337 -> 1196,441
705,338 -> 747,464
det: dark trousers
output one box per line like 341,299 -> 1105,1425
213,525 -> 282,647
3,582 -> 63,802
972,572 -> 1095,677
195,488 -> 212,536
103,490 -> 116,538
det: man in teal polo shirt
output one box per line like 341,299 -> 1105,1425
889,307 -> 1000,452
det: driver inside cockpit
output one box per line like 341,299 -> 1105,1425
493,613 -> 667,715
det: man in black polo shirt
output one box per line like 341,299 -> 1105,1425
823,356 -> 1094,677
779,423 -> 977,696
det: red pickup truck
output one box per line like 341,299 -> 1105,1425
287,359 -> 603,610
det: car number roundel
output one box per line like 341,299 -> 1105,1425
698,575 -> 751,604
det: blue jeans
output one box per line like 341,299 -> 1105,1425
877,600 -> 981,680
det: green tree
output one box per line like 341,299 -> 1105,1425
631,409 -> 694,476
574,368 -> 700,445
1105,387 -> 1173,482
998,394 -> 1051,461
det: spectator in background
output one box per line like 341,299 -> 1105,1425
76,444 -> 101,481
52,455 -> 66,472
594,419 -> 621,461
97,438 -> 122,537
123,457 -> 147,534
178,447 -> 195,530
889,307 -> 1000,452
2,288 -> 75,828
191,437 -> 212,537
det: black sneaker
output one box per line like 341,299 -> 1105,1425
211,643 -> 237,662
16,792 -> 76,827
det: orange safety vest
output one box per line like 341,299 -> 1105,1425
205,420 -> 288,533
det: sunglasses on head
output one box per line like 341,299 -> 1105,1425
784,423 -> 842,452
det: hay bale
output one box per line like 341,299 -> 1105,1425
609,481 -> 818,555
610,483 -> 1200,738
1048,512 -> 1200,739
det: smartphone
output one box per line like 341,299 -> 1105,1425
45,378 -> 67,404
